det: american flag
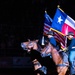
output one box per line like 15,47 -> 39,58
51,28 -> 66,49
43,11 -> 52,35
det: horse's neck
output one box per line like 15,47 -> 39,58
51,47 -> 63,65
49,43 -> 63,64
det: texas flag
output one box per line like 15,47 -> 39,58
51,8 -> 75,37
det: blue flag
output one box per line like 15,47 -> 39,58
43,11 -> 52,35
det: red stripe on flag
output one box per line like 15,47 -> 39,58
51,28 -> 65,47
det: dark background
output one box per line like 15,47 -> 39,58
0,0 -> 75,38
0,0 -> 75,61
0,0 -> 75,41
0,0 -> 75,57
0,0 -> 74,74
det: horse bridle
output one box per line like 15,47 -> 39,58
21,42 -> 28,50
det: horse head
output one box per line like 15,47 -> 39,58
21,39 -> 39,52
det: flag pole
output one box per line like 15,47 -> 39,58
45,10 -> 47,13
65,36 -> 67,47
43,8 -> 48,36
43,9 -> 47,36
57,5 -> 64,12
57,5 -> 68,50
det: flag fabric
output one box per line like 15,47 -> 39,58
43,10 -> 66,49
50,28 -> 66,49
43,11 -> 52,35
51,8 -> 75,37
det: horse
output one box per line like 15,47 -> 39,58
44,42 -> 69,75
21,39 -> 69,75
21,39 -> 58,75
21,39 -> 48,75
39,41 -> 69,75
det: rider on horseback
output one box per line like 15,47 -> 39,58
47,31 -> 59,49
66,32 -> 75,75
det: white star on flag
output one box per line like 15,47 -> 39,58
57,16 -> 63,24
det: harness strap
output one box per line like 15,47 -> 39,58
39,66 -> 47,74
33,61 -> 47,74
56,63 -> 69,67
34,62 -> 41,66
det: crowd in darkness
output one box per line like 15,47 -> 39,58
0,33 -> 21,56
0,23 -> 28,57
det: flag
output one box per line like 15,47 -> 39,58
50,28 -> 66,49
43,10 -> 66,49
51,8 -> 75,37
43,11 -> 52,35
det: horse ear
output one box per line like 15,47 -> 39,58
35,39 -> 39,42
28,39 -> 30,42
